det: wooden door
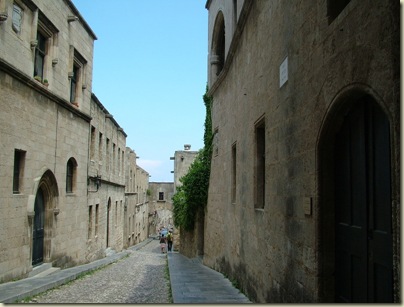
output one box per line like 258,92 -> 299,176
32,188 -> 45,266
334,99 -> 393,302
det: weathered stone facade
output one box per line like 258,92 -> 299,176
86,94 -> 128,261
172,145 -> 198,193
204,0 -> 400,303
0,0 -> 150,283
0,0 -> 96,282
148,182 -> 174,233
124,149 -> 149,247
171,145 -> 199,255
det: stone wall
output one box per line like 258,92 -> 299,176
0,0 -> 95,282
204,0 -> 400,303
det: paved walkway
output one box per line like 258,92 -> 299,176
168,252 -> 251,304
0,239 -> 251,304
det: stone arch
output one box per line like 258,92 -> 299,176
210,10 -> 225,78
28,169 -> 59,266
316,84 -> 396,302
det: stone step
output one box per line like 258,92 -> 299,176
29,267 -> 60,278
28,263 -> 60,278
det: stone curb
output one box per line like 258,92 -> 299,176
0,249 -> 133,303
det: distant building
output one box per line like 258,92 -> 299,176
170,144 -> 199,253
87,94 -> 128,261
204,0 -> 399,303
124,148 -> 149,247
171,144 -> 198,193
148,182 -> 174,234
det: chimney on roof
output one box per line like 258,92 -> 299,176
184,144 -> 191,150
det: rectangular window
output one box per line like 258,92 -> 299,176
95,204 -> 99,235
106,138 -> 110,172
69,48 -> 87,105
118,147 -> 121,175
33,13 -> 58,82
255,118 -> 265,209
13,149 -> 26,194
98,132 -> 103,162
70,64 -> 78,103
115,201 -> 118,226
159,192 -> 164,201
122,151 -> 125,176
90,126 -> 96,159
231,143 -> 237,204
34,31 -> 47,80
112,143 -> 116,174
213,128 -> 219,156
88,206 -> 93,239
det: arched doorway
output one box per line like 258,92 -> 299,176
32,188 -> 45,266
31,170 -> 58,266
318,94 -> 393,303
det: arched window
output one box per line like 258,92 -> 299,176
66,158 -> 77,193
211,11 -> 225,78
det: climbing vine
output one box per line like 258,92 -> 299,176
172,86 -> 213,231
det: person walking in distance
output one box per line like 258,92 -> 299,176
167,231 -> 173,252
160,234 -> 167,253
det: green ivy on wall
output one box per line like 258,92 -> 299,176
172,86 -> 213,231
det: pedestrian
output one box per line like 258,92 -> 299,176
160,234 -> 167,253
167,231 -> 173,252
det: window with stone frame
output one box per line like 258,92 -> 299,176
88,205 -> 93,239
254,117 -> 265,209
66,158 -> 77,193
95,204 -> 99,235
213,127 -> 219,157
34,30 -> 47,81
90,126 -> 96,159
159,192 -> 164,201
13,149 -> 26,194
34,12 -> 58,82
231,142 -> 237,204
69,48 -> 87,105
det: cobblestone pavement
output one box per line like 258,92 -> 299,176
22,240 -> 170,304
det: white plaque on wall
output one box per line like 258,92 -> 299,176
279,56 -> 288,88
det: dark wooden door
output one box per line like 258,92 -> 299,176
334,99 -> 393,303
32,188 -> 45,266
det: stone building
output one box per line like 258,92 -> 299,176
125,148 -> 149,247
204,0 -> 399,303
170,144 -> 199,253
148,182 -> 174,236
0,0 -> 96,282
87,93 -> 128,261
171,144 -> 198,193
0,0 -> 150,283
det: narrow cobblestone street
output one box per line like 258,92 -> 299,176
21,240 -> 170,304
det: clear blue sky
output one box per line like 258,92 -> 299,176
72,0 -> 208,182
